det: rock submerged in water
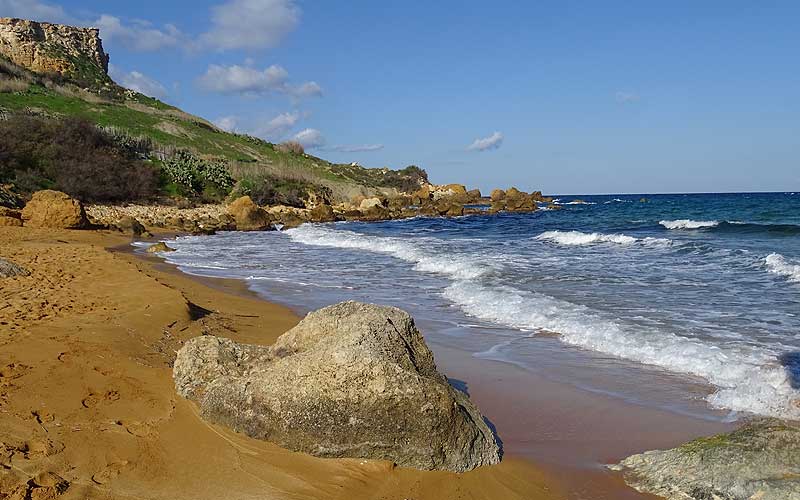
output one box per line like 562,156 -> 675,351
146,242 -> 175,253
612,418 -> 800,500
173,301 -> 501,472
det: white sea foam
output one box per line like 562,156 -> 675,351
287,224 -> 800,419
444,281 -> 800,419
536,230 -> 637,246
535,230 -> 671,248
765,253 -> 800,283
660,219 -> 720,229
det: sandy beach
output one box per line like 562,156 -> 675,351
0,225 -> 564,499
0,225 -> 742,499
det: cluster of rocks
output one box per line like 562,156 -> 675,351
174,301 -> 500,472
612,418 -> 800,500
489,188 -> 553,213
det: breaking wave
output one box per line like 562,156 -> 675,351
535,230 -> 671,247
765,253 -> 800,283
660,219 -> 720,229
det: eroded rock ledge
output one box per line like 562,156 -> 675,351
611,418 -> 800,500
173,301 -> 501,472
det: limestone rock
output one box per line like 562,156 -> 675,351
359,197 -> 384,211
490,189 -> 505,202
0,257 -> 30,278
174,301 -> 501,472
21,190 -> 87,229
0,207 -> 22,227
612,419 -> 800,500
115,215 -> 148,236
227,196 -> 272,231
146,242 -> 175,253
307,203 -> 336,223
0,18 -> 109,77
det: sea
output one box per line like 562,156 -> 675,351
140,192 -> 800,423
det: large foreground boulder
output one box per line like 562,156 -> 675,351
21,190 -> 87,229
611,419 -> 800,500
227,196 -> 272,231
174,301 -> 500,472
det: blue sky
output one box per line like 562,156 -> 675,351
3,0 -> 799,194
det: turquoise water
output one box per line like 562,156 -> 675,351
152,192 -> 800,421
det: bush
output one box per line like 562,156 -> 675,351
232,175 -> 312,208
161,150 -> 234,201
0,116 -> 159,202
276,140 -> 305,155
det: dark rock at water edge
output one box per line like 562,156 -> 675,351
612,418 -> 800,500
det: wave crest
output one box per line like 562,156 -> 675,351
765,253 -> 800,283
660,219 -> 720,229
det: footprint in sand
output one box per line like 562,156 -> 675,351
9,471 -> 70,499
91,460 -> 129,485
81,390 -> 120,409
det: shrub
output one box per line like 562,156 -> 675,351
231,175 -> 312,208
0,115 -> 159,202
276,140 -> 305,155
161,150 -> 234,201
0,76 -> 29,94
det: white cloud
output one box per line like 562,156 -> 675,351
253,111 -> 300,139
329,144 -> 384,153
214,116 -> 239,132
0,0 -> 73,23
292,128 -> 325,149
615,91 -> 640,103
201,0 -> 300,50
108,64 -> 168,98
197,63 -> 321,99
467,131 -> 504,152
93,15 -> 185,52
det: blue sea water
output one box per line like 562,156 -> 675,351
147,192 -> 800,421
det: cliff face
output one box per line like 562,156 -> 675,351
0,17 -> 109,79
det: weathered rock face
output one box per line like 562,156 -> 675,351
0,207 -> 22,227
174,301 -> 500,472
0,257 -> 30,278
21,190 -> 87,229
227,196 -> 272,231
612,419 -> 800,500
0,18 -> 109,77
307,203 -> 336,223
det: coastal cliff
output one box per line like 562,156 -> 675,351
0,18 -> 109,84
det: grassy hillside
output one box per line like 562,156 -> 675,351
0,53 -> 427,206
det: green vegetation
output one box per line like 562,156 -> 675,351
0,54 -> 428,206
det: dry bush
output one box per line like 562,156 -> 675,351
276,140 -> 305,155
0,76 -> 29,93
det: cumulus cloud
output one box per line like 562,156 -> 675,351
214,116 -> 239,132
92,15 -> 186,52
467,131 -> 504,152
615,91 -> 640,103
329,144 -> 384,153
108,65 -> 168,98
292,128 -> 325,149
200,0 -> 300,50
253,111 -> 301,139
0,0 -> 73,23
197,64 -> 321,99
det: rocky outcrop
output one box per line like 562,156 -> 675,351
21,190 -> 87,229
114,215 -> 148,236
488,187 -> 540,213
227,196 -> 272,231
612,419 -> 800,500
0,207 -> 22,227
0,18 -> 109,77
307,203 -> 336,223
174,301 -> 500,472
0,257 -> 30,278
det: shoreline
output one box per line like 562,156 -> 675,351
131,231 -> 738,498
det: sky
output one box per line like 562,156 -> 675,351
2,0 -> 799,194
